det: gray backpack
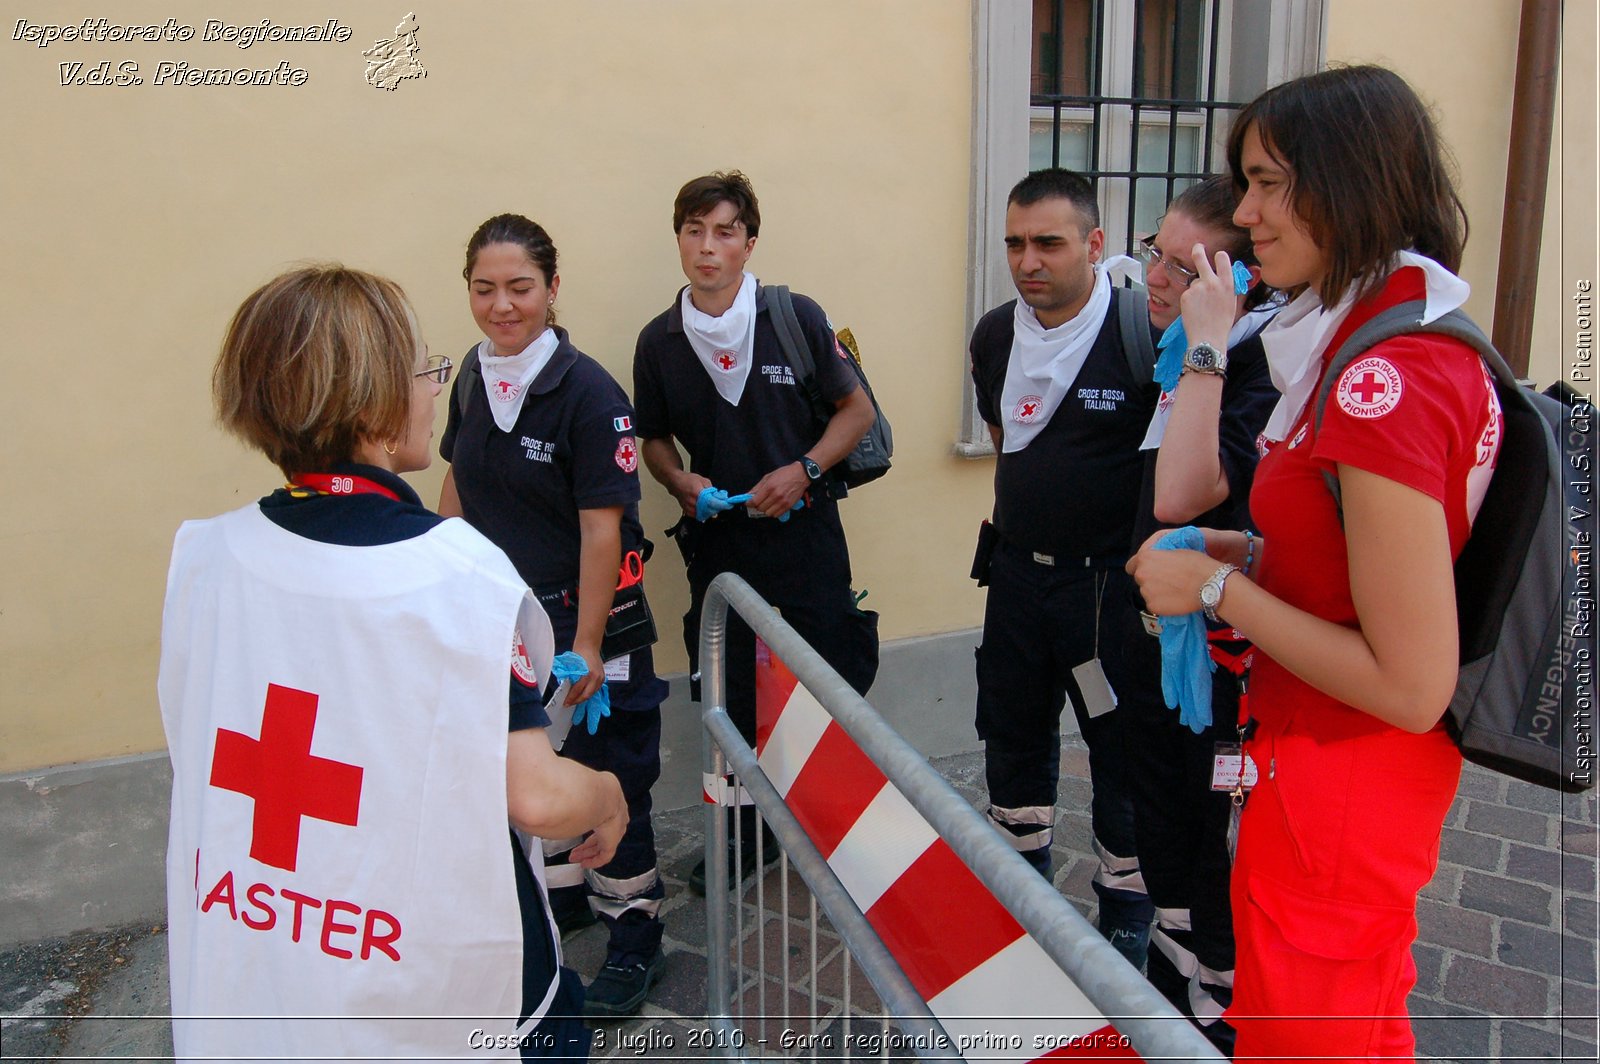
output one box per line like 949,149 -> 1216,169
1315,301 -> 1594,792
766,285 -> 893,494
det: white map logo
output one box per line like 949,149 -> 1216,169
363,13 -> 425,91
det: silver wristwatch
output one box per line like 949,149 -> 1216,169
1182,342 -> 1228,377
1199,563 -> 1239,622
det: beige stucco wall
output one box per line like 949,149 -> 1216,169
1326,0 -> 1597,389
0,0 -> 983,772
3,1 -> 1593,774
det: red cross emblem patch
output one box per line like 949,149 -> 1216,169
511,628 -> 540,689
209,684 -> 363,873
1335,356 -> 1404,419
714,349 -> 738,372
493,379 -> 521,402
1012,394 -> 1044,424
614,437 -> 639,473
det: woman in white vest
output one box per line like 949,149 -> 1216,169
160,264 -> 626,1062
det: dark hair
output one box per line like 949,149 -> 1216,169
673,171 -> 761,238
214,265 -> 419,477
463,214 -> 560,324
1165,175 -> 1273,309
1007,168 -> 1100,233
1225,64 -> 1467,306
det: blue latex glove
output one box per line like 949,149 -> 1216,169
1153,317 -> 1187,392
571,682 -> 611,735
1151,263 -> 1252,394
1152,527 -> 1215,733
549,651 -> 587,686
696,487 -> 743,522
549,651 -> 611,735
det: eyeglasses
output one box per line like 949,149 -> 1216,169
1136,237 -> 1200,288
414,354 -> 453,385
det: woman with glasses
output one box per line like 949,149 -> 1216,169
161,264 -> 626,1062
1130,66 -> 1500,1060
1116,176 -> 1278,1053
438,215 -> 669,1019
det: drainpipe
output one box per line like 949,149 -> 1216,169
1491,0 -> 1561,379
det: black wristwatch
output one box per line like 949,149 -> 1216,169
800,456 -> 824,482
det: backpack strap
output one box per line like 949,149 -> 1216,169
1313,300 -> 1513,516
1116,284 -> 1158,385
456,345 -> 483,418
765,284 -> 825,408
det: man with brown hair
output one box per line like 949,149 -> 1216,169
632,171 -> 878,892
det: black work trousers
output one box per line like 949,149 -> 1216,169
682,500 -> 878,742
974,543 -> 1148,932
1115,590 -> 1240,1052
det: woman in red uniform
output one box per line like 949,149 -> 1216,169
1128,66 -> 1503,1062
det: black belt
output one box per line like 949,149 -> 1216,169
996,535 -> 1124,570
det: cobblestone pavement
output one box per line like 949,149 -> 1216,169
2,743 -> 1595,1062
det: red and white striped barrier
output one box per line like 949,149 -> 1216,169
739,641 -> 1139,1061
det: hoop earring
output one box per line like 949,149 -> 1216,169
383,440 -> 398,456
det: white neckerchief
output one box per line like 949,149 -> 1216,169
1259,250 -> 1470,442
479,329 -> 559,433
1139,304 -> 1280,450
999,263 -> 1124,453
1099,253 -> 1143,288
681,272 -> 758,406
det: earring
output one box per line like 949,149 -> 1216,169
547,298 -> 554,306
383,440 -> 398,455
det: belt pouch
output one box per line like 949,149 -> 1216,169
970,519 -> 998,586
601,582 -> 658,661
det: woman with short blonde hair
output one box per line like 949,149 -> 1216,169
163,263 -> 623,1062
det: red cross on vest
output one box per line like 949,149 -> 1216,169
210,683 -> 363,873
1021,401 -> 1038,418
716,352 -> 736,370
1349,371 -> 1388,404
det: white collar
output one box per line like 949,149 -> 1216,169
681,272 -> 758,406
478,328 -> 559,433
1259,250 -> 1469,442
998,265 -> 1116,452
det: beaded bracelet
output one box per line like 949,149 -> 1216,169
1242,529 -> 1257,577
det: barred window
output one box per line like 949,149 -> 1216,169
959,0 -> 1324,453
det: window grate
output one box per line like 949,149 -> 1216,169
1031,0 -> 1244,254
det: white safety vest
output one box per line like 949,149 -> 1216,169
159,505 -> 555,1063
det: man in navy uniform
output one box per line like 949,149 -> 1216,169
968,168 -> 1156,964
632,171 -> 877,892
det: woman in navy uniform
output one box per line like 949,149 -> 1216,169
440,216 -> 668,1018
1117,176 -> 1279,1052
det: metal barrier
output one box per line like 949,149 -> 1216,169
699,573 -> 1224,1062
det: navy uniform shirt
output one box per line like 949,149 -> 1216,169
441,327 -> 645,592
632,284 -> 859,490
970,289 -> 1159,562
